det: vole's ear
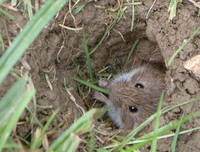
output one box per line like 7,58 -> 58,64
98,78 -> 110,88
147,60 -> 167,72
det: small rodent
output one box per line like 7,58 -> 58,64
93,62 -> 165,131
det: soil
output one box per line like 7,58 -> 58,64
0,0 -> 200,151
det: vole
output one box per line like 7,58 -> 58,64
93,62 -> 165,131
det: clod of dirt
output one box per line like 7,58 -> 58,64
183,78 -> 199,95
184,54 -> 200,80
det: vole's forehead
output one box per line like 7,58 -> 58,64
109,65 -> 164,90
111,67 -> 145,84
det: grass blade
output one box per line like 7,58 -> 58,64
73,4 -> 86,14
47,109 -> 103,152
167,25 -> 200,66
168,0 -> 177,20
11,0 -> 17,6
142,110 -> 200,139
56,133 -> 81,152
130,0 -> 135,31
0,0 -> 6,3
0,8 -> 15,20
71,76 -> 108,94
31,110 -> 58,150
0,34 -> 4,52
0,0 -> 68,84
88,131 -> 95,152
23,0 -> 33,20
106,96 -> 200,150
125,39 -> 139,65
125,110 -> 200,151
108,126 -> 200,147
83,30 -> 93,80
0,78 -> 35,151
171,118 -> 182,152
97,148 -> 110,152
151,92 -> 164,152
89,6 -> 127,55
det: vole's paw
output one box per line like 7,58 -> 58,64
93,91 -> 109,103
98,78 -> 109,87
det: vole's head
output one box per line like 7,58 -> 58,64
107,64 -> 165,130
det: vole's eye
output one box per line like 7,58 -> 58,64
135,83 -> 144,88
129,106 -> 138,113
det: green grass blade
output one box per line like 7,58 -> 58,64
158,126 -> 200,140
0,77 -> 35,151
168,0 -> 177,20
82,30 -> 93,80
89,6 -> 127,55
31,110 -> 58,150
88,131 -> 95,152
0,0 -> 6,3
167,26 -> 200,66
130,0 -> 135,31
111,126 -> 200,147
107,96 -> 200,150
71,76 -> 108,94
73,4 -> 86,14
0,8 -> 15,20
141,112 -> 200,140
125,39 -> 139,65
97,148 -> 110,152
0,34 -> 4,52
171,118 -> 182,152
23,0 -> 33,20
162,97 -> 200,113
56,133 -> 81,152
3,143 -> 19,149
125,110 -> 200,151
151,92 -> 164,152
11,0 -> 17,6
0,0 -> 68,84
47,109 -> 103,152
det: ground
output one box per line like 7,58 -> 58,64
0,0 -> 200,151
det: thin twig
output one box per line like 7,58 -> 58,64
62,0 -> 81,25
113,29 -> 125,42
68,0 -> 77,28
64,78 -> 85,114
56,40 -> 65,63
0,3 -> 18,11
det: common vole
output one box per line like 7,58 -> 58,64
93,62 -> 165,131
